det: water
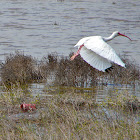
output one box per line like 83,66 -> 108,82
5,83 -> 139,121
0,0 -> 139,100
0,0 -> 140,68
28,82 -> 140,102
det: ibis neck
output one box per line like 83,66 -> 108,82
103,33 -> 117,42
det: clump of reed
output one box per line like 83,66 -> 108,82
0,52 -> 42,86
104,56 -> 140,84
0,52 -> 139,87
39,53 -> 58,79
53,53 -> 99,87
0,87 -> 139,140
38,52 -> 99,86
40,53 -> 140,86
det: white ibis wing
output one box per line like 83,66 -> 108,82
80,46 -> 112,72
83,36 -> 125,67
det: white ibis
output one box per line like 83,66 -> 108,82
71,31 -> 131,72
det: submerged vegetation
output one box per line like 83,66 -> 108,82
0,52 -> 139,139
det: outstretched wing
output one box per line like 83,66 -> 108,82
80,46 -> 112,72
83,36 -> 125,67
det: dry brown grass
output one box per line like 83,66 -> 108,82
0,52 -> 139,139
0,52 -> 42,86
0,87 -> 139,140
54,53 -> 99,87
0,52 -> 139,87
39,52 -> 140,86
39,53 -> 58,79
105,90 -> 140,114
104,56 -> 140,85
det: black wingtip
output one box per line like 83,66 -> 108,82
105,66 -> 114,73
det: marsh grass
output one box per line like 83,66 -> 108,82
0,87 -> 139,140
0,52 -> 139,87
39,53 -> 58,80
105,56 -> 140,85
0,52 -> 139,139
0,52 -> 42,86
39,52 -> 140,87
53,53 -> 99,87
105,90 -> 140,113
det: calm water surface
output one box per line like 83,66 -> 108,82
0,0 -> 139,100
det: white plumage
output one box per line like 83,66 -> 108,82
71,31 -> 131,72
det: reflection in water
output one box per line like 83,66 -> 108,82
29,82 -> 140,103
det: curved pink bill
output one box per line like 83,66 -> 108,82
20,104 -> 36,112
118,32 -> 132,41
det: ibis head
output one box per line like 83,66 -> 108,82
111,31 -> 131,41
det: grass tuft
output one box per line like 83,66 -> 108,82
0,52 -> 42,86
105,90 -> 140,113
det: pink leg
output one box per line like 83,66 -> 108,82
70,44 -> 84,60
